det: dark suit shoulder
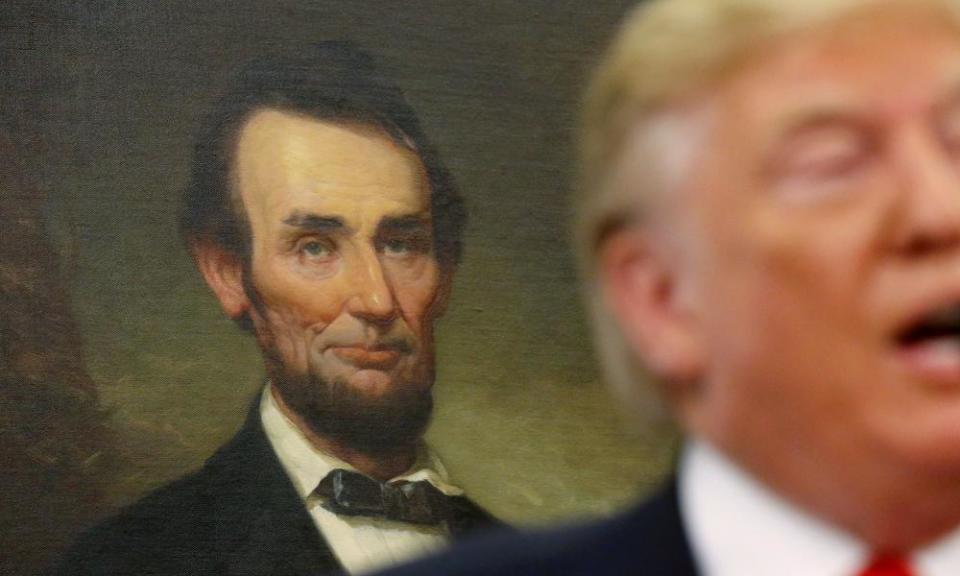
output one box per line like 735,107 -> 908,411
59,466 -> 227,575
378,482 -> 698,576
57,407 -> 335,576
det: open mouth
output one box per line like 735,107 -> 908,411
898,303 -> 960,346
895,301 -> 960,382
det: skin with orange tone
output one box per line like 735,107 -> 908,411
602,4 -> 960,551
198,109 -> 447,480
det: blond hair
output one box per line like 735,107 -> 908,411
577,0 -> 960,416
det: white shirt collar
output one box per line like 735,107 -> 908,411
259,384 -> 464,500
680,439 -> 960,576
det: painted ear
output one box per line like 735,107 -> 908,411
192,241 -> 251,320
598,227 -> 705,385
429,265 -> 455,318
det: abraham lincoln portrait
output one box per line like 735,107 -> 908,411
0,2 -> 671,574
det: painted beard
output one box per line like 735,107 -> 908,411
268,359 -> 434,455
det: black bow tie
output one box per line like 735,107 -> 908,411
315,469 -> 457,525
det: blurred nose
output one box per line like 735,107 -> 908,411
345,246 -> 397,324
890,127 -> 960,257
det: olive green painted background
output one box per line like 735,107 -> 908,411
2,0 -> 675,525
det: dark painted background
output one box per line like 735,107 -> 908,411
0,1 -> 675,571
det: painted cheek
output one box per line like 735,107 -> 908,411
254,256 -> 348,329
283,276 -> 352,328
393,262 -> 441,329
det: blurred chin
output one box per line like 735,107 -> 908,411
881,408 -> 960,473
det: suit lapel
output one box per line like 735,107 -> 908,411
203,402 -> 343,575
631,479 -> 700,575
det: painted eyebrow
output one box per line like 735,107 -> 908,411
282,212 -> 346,233
377,215 -> 432,234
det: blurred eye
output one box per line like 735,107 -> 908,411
937,99 -> 960,153
774,125 -> 870,186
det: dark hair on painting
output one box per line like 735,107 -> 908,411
179,41 -> 467,272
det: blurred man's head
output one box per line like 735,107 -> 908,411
181,44 -> 466,456
582,0 -> 960,548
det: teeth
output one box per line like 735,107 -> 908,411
903,338 -> 960,373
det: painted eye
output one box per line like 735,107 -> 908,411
383,238 -> 413,255
298,239 -> 334,261
380,233 -> 431,258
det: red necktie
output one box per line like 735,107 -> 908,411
857,553 -> 915,576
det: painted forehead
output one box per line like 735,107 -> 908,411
235,109 -> 430,209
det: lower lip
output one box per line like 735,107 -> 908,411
330,347 -> 401,368
896,339 -> 960,387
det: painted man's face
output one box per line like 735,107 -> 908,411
230,108 -> 446,450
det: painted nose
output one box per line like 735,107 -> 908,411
891,128 -> 960,256
346,247 -> 398,323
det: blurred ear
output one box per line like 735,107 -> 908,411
193,241 -> 251,320
598,227 -> 705,385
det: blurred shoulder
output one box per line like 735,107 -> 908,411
379,482 -> 698,576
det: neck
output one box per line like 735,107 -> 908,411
716,436 -> 960,551
271,386 -> 418,481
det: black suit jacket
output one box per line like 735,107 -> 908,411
376,481 -> 699,576
58,402 -> 498,576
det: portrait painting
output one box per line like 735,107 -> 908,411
0,1 -> 675,573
